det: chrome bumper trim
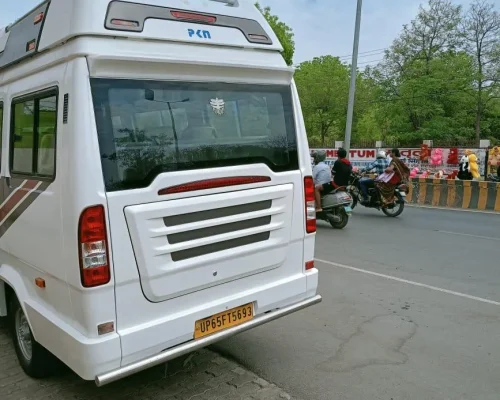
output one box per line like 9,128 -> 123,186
95,294 -> 322,386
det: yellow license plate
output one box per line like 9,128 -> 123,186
194,303 -> 254,339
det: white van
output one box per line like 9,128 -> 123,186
0,0 -> 320,386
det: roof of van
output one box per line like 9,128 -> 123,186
0,0 -> 283,72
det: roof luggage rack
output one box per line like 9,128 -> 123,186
209,0 -> 239,6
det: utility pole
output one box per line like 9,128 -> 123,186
344,0 -> 363,157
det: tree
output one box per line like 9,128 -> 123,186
403,0 -> 461,68
461,0 -> 500,144
294,56 -> 350,146
371,52 -> 476,142
370,0 -> 475,142
293,0 -> 500,146
255,2 -> 295,66
380,0 -> 462,84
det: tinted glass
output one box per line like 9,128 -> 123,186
12,100 -> 35,174
0,103 -> 3,165
90,79 -> 298,191
37,96 -> 57,176
11,93 -> 57,177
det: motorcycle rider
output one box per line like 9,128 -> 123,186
312,150 -> 332,186
315,148 -> 352,212
358,150 -> 390,204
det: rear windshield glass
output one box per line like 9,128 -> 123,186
90,79 -> 299,191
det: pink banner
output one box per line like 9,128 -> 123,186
311,148 -> 487,176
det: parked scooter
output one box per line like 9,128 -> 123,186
347,172 -> 408,217
317,188 -> 353,229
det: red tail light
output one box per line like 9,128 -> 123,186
26,39 -> 36,52
33,12 -> 44,25
170,11 -> 217,23
304,176 -> 316,234
78,205 -> 111,288
110,19 -> 140,27
305,261 -> 315,270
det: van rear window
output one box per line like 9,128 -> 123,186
90,79 -> 299,191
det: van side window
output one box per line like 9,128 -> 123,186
0,101 -> 3,166
11,91 -> 57,178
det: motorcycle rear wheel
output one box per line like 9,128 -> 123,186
382,202 -> 404,217
329,209 -> 349,229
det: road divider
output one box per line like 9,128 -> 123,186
407,178 -> 500,212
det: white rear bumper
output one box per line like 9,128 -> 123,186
95,294 -> 321,386
25,270 -> 320,383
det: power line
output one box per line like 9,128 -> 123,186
356,58 -> 384,66
294,50 -> 388,67
294,58 -> 384,69
337,48 -> 388,60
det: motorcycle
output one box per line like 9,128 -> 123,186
317,187 -> 353,229
347,172 -> 408,217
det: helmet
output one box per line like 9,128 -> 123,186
377,150 -> 386,159
314,150 -> 327,164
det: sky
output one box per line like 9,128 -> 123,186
1,0 -> 475,67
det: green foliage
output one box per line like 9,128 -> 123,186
375,52 -> 476,139
367,0 -> 481,144
255,2 -> 295,66
287,0 -> 500,146
294,56 -> 350,146
461,0 -> 500,142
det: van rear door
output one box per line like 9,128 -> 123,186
90,78 -> 303,302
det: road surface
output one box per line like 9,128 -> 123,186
213,206 -> 500,400
1,206 -> 498,399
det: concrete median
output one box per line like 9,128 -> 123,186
407,178 -> 500,212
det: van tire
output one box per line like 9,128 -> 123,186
9,296 -> 59,379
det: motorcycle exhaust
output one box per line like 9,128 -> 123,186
326,213 -> 342,223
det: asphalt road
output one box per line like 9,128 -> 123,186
213,206 -> 500,400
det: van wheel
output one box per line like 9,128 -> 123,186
9,296 -> 58,378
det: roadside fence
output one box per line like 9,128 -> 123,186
407,178 -> 500,212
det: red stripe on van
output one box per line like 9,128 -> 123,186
0,180 -> 39,221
